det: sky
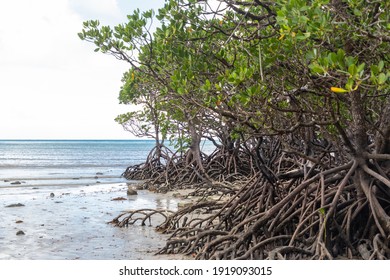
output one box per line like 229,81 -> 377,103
0,0 -> 165,139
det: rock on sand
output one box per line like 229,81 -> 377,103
127,188 -> 138,196
11,181 -> 22,185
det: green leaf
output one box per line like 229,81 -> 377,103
378,61 -> 384,72
328,52 -> 338,65
345,56 -> 356,67
296,32 -> 311,40
177,87 -> 185,95
337,49 -> 345,60
353,8 -> 362,16
348,64 -> 357,77
309,63 -> 326,74
378,73 -> 387,85
371,65 -> 379,75
335,49 -> 345,67
345,78 -> 354,91
357,63 -> 365,73
202,79 -> 211,91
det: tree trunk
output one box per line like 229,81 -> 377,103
187,121 -> 205,173
376,96 -> 390,154
349,91 -> 368,157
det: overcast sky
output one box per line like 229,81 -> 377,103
0,0 -> 165,139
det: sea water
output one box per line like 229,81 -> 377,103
0,140 -> 156,190
0,139 -> 215,259
0,139 -> 215,190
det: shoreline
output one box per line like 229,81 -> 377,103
0,183 -> 189,260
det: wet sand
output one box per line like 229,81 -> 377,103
0,183 -> 188,260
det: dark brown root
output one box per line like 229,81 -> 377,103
110,208 -> 175,227
113,137 -> 390,259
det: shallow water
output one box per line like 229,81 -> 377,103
0,139 -> 209,259
0,183 -> 184,260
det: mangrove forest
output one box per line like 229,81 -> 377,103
79,0 -> 390,259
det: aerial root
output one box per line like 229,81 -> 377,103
157,161 -> 388,259
112,157 -> 389,259
110,208 -> 175,227
115,142 -> 389,259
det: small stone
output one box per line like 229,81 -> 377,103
172,192 -> 181,198
4,179 -> 10,182
127,189 -> 138,196
15,220 -> 23,224
96,181 -> 101,184
50,193 -> 55,198
5,203 -> 25,208
16,230 -> 25,236
96,172 -> 103,175
10,181 -> 22,185
159,186 -> 169,194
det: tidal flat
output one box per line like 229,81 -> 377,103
0,183 -> 186,260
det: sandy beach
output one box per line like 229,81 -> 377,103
0,183 -> 188,260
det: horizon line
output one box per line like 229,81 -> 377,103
0,138 -> 152,141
